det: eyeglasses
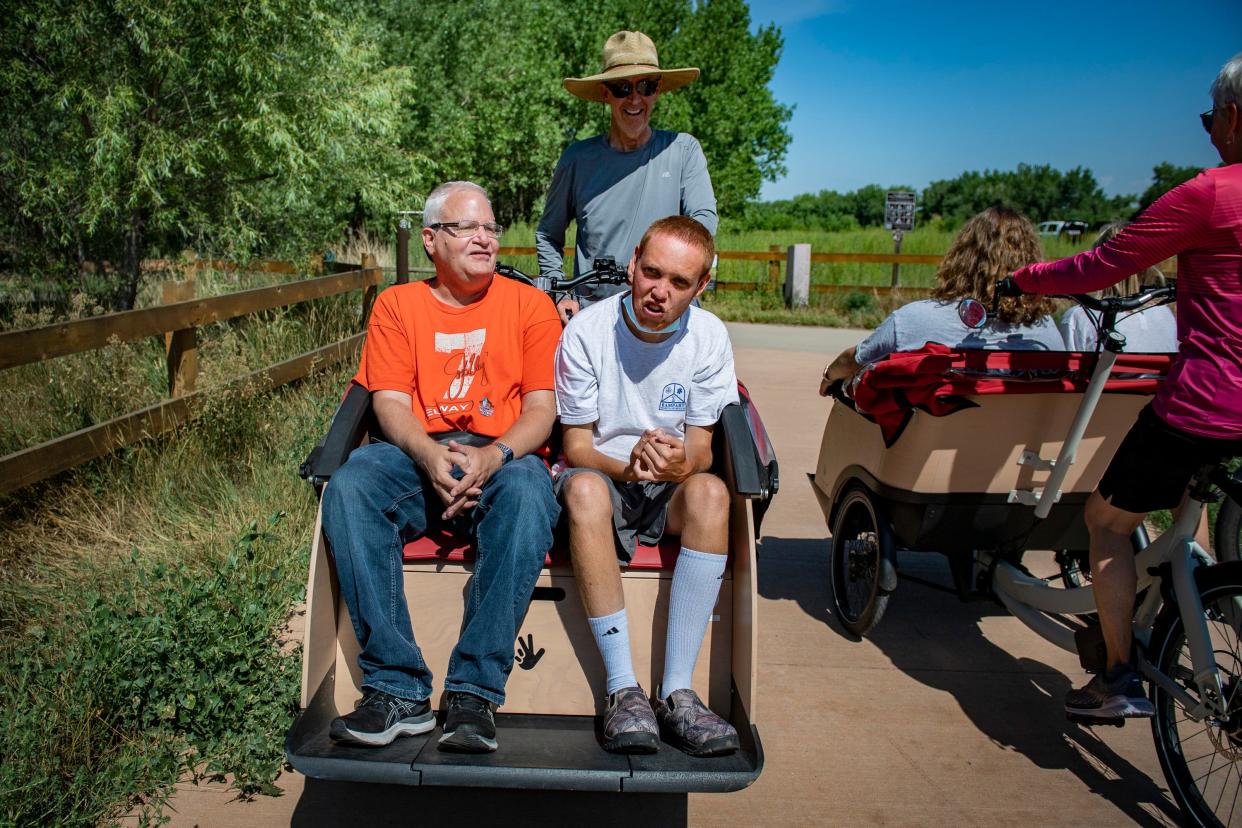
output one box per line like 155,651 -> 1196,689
603,77 -> 660,99
1201,108 -> 1216,133
428,220 -> 504,239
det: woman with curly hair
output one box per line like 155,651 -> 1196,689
819,206 -> 1062,393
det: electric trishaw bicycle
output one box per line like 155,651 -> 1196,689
812,285 -> 1242,826
285,260 -> 778,794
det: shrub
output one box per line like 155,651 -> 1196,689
0,516 -> 304,827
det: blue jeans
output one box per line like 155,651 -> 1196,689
321,441 -> 559,706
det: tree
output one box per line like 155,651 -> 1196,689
0,0 -> 420,309
1137,162 -> 1204,212
919,164 -> 1133,227
363,0 -> 791,225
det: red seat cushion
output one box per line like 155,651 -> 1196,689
401,531 -> 684,570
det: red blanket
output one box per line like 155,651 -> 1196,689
849,344 -> 1174,446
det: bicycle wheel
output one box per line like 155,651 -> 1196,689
829,485 -> 897,637
1150,561 -> 1242,827
1215,496 -> 1241,564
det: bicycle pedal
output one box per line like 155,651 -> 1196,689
1066,712 -> 1126,728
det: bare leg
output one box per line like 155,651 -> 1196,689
563,473 -> 625,616
1084,490 -> 1147,670
664,473 -> 730,554
1172,492 -> 1213,556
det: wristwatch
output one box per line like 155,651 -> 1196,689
493,441 -> 514,465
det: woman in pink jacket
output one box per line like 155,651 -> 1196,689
1011,53 -> 1242,722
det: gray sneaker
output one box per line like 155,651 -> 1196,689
602,686 -> 660,754
1065,664 -> 1155,721
655,688 -> 740,757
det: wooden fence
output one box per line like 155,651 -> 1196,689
0,256 -> 382,496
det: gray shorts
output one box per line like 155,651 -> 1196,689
553,467 -> 678,562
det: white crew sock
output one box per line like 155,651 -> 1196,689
588,608 -> 637,695
660,547 -> 727,698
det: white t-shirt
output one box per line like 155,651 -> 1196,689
854,298 -> 1064,365
1058,304 -> 1178,352
554,293 -> 739,462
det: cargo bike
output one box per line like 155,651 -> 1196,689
285,260 -> 778,795
811,286 -> 1242,827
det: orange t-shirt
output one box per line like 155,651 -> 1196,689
353,276 -> 561,437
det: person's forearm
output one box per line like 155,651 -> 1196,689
826,347 -> 860,382
564,435 -> 631,481
1016,180 -> 1206,295
373,396 -> 438,464
493,405 -> 554,459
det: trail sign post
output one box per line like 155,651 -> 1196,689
884,191 -> 916,288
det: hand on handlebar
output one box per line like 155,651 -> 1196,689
994,276 -> 1024,298
556,297 -> 580,325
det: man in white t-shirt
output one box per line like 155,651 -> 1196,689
553,216 -> 739,757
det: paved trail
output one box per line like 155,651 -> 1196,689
163,323 -> 1177,827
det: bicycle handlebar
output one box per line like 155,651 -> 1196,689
495,259 -> 628,294
1056,284 -> 1176,314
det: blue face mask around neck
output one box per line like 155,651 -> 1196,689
622,293 -> 682,335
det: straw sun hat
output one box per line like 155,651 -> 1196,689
563,30 -> 699,103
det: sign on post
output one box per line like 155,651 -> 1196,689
884,191 -> 916,231
884,191 -> 916,288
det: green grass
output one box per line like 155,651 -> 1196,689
497,222 -> 1094,292
0,266 -> 364,825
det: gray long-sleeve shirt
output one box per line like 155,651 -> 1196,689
535,130 -> 717,302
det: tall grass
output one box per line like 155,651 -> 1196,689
495,222 -> 1094,291
0,261 -> 369,825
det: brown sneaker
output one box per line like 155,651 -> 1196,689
602,686 -> 660,754
654,688 -> 740,757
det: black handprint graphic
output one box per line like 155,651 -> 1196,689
514,633 -> 545,670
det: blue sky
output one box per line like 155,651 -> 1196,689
746,0 -> 1241,201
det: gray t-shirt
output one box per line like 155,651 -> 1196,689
854,298 -> 1064,365
536,130 -> 718,302
1058,304 -> 1178,352
554,293 -> 738,463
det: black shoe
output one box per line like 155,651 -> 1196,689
329,689 -> 434,746
438,691 -> 498,753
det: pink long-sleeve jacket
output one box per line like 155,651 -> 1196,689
1014,165 -> 1242,438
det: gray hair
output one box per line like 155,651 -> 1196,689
422,181 -> 490,226
1211,52 -> 1242,109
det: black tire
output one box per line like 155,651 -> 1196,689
1215,496 -> 1242,564
1149,561 -> 1242,827
829,485 -> 897,637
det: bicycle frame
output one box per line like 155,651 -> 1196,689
975,335 -> 1230,720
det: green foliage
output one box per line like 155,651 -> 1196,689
737,183 -> 914,232
919,163 -> 1133,226
363,0 -> 790,224
0,516 -> 303,827
1137,162 -> 1204,212
0,0 -> 421,308
843,291 -> 875,312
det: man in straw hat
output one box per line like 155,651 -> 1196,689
536,30 -> 717,324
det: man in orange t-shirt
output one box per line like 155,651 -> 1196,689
321,181 -> 561,754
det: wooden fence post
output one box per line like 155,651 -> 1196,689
767,244 -> 781,291
163,276 -> 198,397
784,244 -> 811,308
361,254 -> 379,325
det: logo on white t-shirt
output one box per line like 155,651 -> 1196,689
659,382 -> 687,411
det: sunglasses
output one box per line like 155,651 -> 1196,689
603,77 -> 660,99
1201,108 -> 1216,133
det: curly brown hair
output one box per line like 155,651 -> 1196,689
929,206 -> 1055,325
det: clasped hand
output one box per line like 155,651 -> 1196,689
417,440 -> 503,520
626,428 -> 692,483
